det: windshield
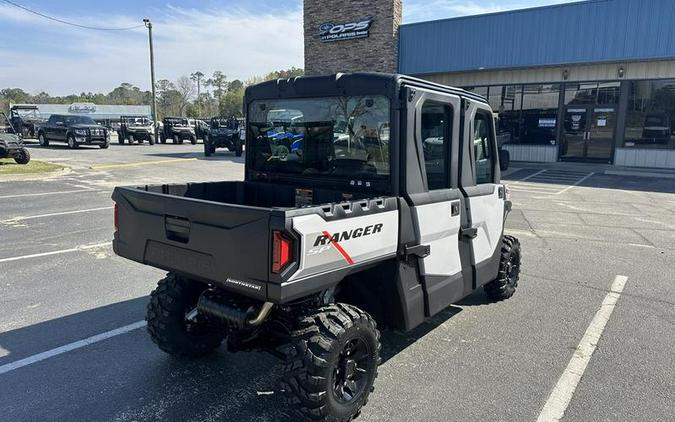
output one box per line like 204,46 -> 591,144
249,96 -> 391,181
166,118 -> 188,126
65,115 -> 96,125
15,108 -> 40,118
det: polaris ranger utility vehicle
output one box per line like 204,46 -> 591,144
0,112 -> 30,164
117,115 -> 155,145
112,73 -> 521,422
159,117 -> 197,144
37,114 -> 110,149
203,117 -> 243,157
9,105 -> 44,139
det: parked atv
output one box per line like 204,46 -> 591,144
112,73 -> 520,422
203,117 -> 243,157
9,105 -> 45,139
117,115 -> 155,145
159,117 -> 197,144
0,112 -> 31,164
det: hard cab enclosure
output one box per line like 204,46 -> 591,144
112,73 -> 509,331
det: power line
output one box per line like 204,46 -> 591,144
1,0 -> 144,31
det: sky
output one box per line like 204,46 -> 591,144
0,0 -> 581,95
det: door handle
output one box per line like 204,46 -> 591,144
451,202 -> 460,217
460,227 -> 478,239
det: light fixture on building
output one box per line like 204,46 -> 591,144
562,69 -> 570,80
618,66 -> 625,78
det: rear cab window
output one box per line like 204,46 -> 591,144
473,111 -> 496,184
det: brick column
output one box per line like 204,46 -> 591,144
304,0 -> 402,76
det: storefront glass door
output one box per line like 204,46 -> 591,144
561,106 -> 615,162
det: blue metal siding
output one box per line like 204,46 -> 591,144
399,0 -> 675,74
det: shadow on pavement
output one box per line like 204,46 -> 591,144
0,295 -> 464,421
143,151 -> 245,163
505,167 -> 675,194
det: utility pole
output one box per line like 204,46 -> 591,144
143,18 -> 158,144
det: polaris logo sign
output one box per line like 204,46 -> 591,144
319,18 -> 373,43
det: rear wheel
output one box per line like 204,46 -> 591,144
483,235 -> 521,301
99,142 -> 109,149
173,134 -> 180,144
281,303 -> 380,422
235,139 -> 243,157
146,273 -> 226,358
14,148 -> 30,164
204,137 -> 212,157
149,135 -> 155,145
38,133 -> 49,147
190,135 -> 197,145
117,132 -> 125,144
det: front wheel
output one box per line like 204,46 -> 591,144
281,303 -> 380,422
117,132 -> 125,144
14,148 -> 30,164
146,273 -> 226,358
67,135 -> 78,149
190,136 -> 197,145
149,135 -> 155,145
172,134 -> 180,144
483,235 -> 521,301
204,137 -> 212,157
38,133 -> 49,147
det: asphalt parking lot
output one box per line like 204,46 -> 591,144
1,142 -> 674,421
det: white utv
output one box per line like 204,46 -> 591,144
112,73 -> 521,422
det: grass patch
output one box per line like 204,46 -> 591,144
0,159 -> 65,176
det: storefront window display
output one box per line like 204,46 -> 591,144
624,79 -> 675,149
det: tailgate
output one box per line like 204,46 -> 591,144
112,187 -> 271,299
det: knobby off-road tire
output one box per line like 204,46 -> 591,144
146,273 -> 226,358
483,235 -> 521,301
14,148 -> 30,164
281,303 -> 381,422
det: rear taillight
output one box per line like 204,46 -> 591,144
272,231 -> 292,274
113,203 -> 119,232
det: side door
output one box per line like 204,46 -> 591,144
405,88 -> 470,316
54,116 -> 68,141
460,99 -> 505,289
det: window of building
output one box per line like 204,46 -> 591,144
421,101 -> 452,190
564,82 -> 620,106
624,79 -> 675,149
520,84 -> 561,145
473,112 -> 494,184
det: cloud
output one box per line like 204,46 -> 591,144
0,5 -> 304,95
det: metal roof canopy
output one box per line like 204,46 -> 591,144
10,103 -> 151,120
398,0 -> 675,75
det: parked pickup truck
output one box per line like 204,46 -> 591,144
112,73 -> 520,422
37,114 -> 110,149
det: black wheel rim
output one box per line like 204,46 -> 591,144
506,251 -> 520,287
333,337 -> 370,403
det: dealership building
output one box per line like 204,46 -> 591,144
305,0 -> 675,169
10,103 -> 151,127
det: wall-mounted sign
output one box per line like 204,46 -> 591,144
69,103 -> 97,114
319,18 -> 373,42
538,118 -> 557,128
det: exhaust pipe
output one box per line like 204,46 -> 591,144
197,291 -> 273,329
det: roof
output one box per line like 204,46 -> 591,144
10,103 -> 151,120
398,0 -> 675,75
245,72 -> 488,104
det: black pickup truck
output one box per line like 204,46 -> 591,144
112,73 -> 520,422
37,114 -> 110,149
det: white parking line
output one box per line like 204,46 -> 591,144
0,189 -> 96,200
0,321 -> 146,375
3,206 -> 113,222
536,275 -> 628,422
0,242 -> 110,264
555,172 -> 594,195
515,169 -> 548,182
